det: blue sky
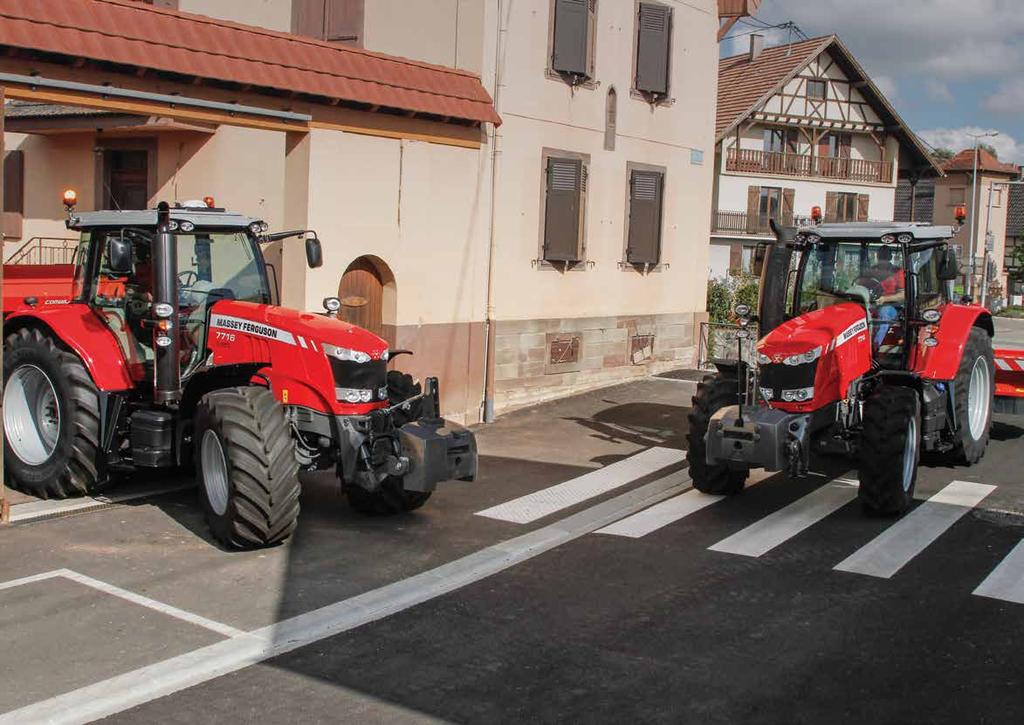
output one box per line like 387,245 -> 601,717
720,0 -> 1024,163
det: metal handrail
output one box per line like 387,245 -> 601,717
6,236 -> 79,265
698,321 -> 759,370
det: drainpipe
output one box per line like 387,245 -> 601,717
481,0 -> 506,424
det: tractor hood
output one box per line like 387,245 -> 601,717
757,302 -> 868,359
208,300 -> 388,359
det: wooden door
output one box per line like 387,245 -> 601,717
338,257 -> 383,337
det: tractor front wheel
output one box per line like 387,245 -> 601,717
686,374 -> 749,495
858,386 -> 920,515
194,387 -> 301,549
3,327 -> 102,499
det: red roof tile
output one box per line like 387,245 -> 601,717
0,0 -> 500,125
943,148 -> 1019,176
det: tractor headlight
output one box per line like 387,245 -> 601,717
781,387 -> 814,402
782,347 -> 822,366
760,387 -> 774,400
179,220 -> 195,232
757,352 -> 772,365
322,342 -> 371,364
336,387 -> 375,404
921,309 -> 941,324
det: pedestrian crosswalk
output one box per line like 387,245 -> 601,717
475,447 -> 1024,607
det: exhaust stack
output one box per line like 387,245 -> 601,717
153,201 -> 181,404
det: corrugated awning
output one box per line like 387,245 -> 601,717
0,0 -> 500,126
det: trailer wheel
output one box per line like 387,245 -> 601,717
859,386 -> 920,515
947,327 -> 994,464
194,387 -> 300,549
3,328 -> 102,499
346,478 -> 432,515
686,374 -> 749,495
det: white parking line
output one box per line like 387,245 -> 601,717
0,569 -> 243,639
708,480 -> 859,558
835,480 -> 996,579
596,484 -> 719,538
0,472 -> 690,725
974,538 -> 1024,605
475,446 -> 684,524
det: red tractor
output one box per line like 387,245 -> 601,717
2,196 -> 476,548
689,212 -> 1024,514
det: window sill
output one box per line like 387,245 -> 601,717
533,258 -> 593,272
629,88 -> 673,107
546,69 -> 599,90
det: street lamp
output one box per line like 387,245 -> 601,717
966,130 -> 999,298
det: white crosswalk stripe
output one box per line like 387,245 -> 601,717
973,538 -> 1024,605
475,447 -> 684,524
596,486 -> 721,538
834,480 -> 995,579
708,480 -> 859,558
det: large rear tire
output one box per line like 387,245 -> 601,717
3,327 -> 102,499
194,387 -> 300,549
686,374 -> 749,495
947,327 -> 994,464
859,386 -> 920,515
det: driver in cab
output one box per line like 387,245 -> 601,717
868,246 -> 905,349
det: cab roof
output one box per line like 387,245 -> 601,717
796,221 -> 958,241
67,208 -> 260,231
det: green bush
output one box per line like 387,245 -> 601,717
706,274 -> 761,324
707,278 -> 733,324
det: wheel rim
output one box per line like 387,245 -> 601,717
3,364 -> 61,466
967,356 -> 991,441
902,417 -> 918,493
201,430 -> 230,516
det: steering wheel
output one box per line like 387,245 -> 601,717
177,270 -> 199,289
854,276 -> 885,302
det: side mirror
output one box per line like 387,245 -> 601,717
938,247 -> 960,281
305,236 -> 323,269
107,237 -> 133,274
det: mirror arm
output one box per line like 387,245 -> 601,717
260,229 -> 318,243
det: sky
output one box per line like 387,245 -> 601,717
719,0 -> 1024,164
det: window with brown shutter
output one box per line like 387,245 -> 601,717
746,185 -> 761,234
856,194 -> 870,222
543,156 -> 586,263
292,0 -> 363,45
782,188 -> 795,225
825,192 -> 860,223
626,168 -> 664,265
551,0 -> 596,80
635,2 -> 672,97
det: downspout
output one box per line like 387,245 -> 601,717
481,0 -> 506,424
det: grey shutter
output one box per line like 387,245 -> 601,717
3,151 -> 23,214
326,0 -> 364,45
627,170 -> 664,265
635,3 -> 671,96
543,157 -> 584,263
552,0 -> 590,77
292,0 -> 327,38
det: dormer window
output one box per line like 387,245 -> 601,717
806,79 -> 827,100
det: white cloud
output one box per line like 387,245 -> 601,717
919,127 -> 1022,163
925,79 -> 954,103
873,75 -> 898,102
985,79 -> 1024,114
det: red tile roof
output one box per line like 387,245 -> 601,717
943,148 -> 1020,176
0,0 -> 500,126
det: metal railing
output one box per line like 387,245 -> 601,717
712,211 -> 816,236
697,322 -> 759,370
5,237 -> 79,265
726,148 -> 894,184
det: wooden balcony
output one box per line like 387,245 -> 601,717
712,211 -> 814,237
726,148 -> 894,184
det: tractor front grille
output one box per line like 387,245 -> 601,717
329,358 -> 388,403
759,361 -> 818,402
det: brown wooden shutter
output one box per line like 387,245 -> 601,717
782,188 -> 795,225
635,3 -> 671,96
325,0 -> 363,45
292,0 -> 327,38
729,244 -> 742,273
746,185 -> 760,233
552,0 -> 590,77
857,193 -> 870,222
627,170 -> 664,265
3,150 -> 24,215
543,157 -> 584,262
825,191 -> 839,222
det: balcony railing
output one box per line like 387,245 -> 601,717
6,236 -> 79,265
712,211 -> 815,236
726,148 -> 894,184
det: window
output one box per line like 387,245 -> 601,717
806,79 -> 827,100
759,187 -> 783,220
626,168 -> 665,265
634,2 -> 672,98
3,150 -> 24,239
292,0 -> 363,46
949,187 -> 966,205
826,191 -> 868,222
551,0 -> 596,81
542,155 -> 587,264
746,185 -> 794,232
764,128 -> 797,154
990,187 -> 1003,207
822,132 -> 852,159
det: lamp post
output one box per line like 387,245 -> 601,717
966,131 -> 999,298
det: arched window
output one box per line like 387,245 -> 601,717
604,86 -> 617,152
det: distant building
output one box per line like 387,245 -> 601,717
1004,181 -> 1024,304
709,34 -> 941,278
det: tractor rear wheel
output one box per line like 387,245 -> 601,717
686,374 -> 749,495
947,327 -> 994,464
346,477 -> 432,515
858,386 -> 920,515
3,328 -> 102,499
194,386 -> 300,549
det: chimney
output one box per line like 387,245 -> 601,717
749,33 -> 764,62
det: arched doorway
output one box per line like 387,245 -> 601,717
337,256 -> 395,340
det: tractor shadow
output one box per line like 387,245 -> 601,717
563,400 -> 690,464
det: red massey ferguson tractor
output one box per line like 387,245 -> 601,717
2,196 -> 477,548
689,214 -> 1024,514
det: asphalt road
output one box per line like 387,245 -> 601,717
994,315 -> 1024,347
1,371 -> 1023,723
